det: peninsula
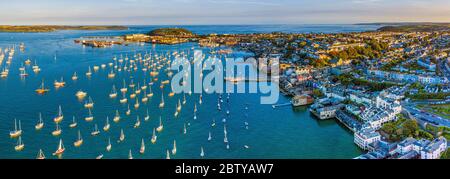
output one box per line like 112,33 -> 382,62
0,25 -> 128,32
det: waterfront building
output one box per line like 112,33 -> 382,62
354,127 -> 381,151
420,137 -> 448,159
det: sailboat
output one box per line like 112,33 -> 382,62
208,132 -> 212,141
140,138 -> 145,154
144,109 -> 150,121
106,138 -> 112,152
14,136 -> 25,151
134,116 -> 141,128
69,116 -> 77,128
76,90 -> 87,99
174,104 -> 179,118
36,149 -> 45,159
200,147 -> 205,158
52,123 -> 62,136
147,87 -> 154,97
85,108 -> 94,122
151,128 -> 157,144
53,139 -> 65,156
53,105 -> 64,123
199,94 -> 203,105
86,66 -> 92,77
120,92 -> 128,104
35,113 -> 44,130
159,94 -> 165,108
211,119 -> 216,127
113,110 -> 121,123
35,80 -> 50,94
84,96 -> 94,108
135,83 -> 141,94
109,85 -> 118,98
182,94 -> 187,105
183,123 -> 187,134
166,150 -> 170,159
71,72 -> 78,81
128,150 -> 133,159
156,117 -> 163,132
54,77 -> 66,88
108,69 -> 115,79
96,154 -> 104,159
91,124 -> 100,136
142,92 -> 149,103
129,80 -> 135,88
130,92 -> 136,99
10,119 -> 22,138
74,130 -> 83,147
120,80 -> 128,93
103,117 -> 110,131
126,105 -> 131,115
118,129 -> 125,142
177,99 -> 182,112
172,140 -> 177,155
134,98 -> 140,109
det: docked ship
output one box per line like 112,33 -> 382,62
291,95 -> 314,107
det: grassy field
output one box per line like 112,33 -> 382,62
418,104 -> 450,120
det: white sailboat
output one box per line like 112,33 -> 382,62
103,117 -> 110,131
113,110 -> 121,123
36,149 -> 45,159
74,130 -> 83,147
128,150 -> 133,159
172,140 -> 177,155
147,87 -> 154,97
140,138 -> 145,154
76,90 -> 87,99
69,116 -> 77,128
14,136 -> 25,151
85,108 -> 94,122
166,150 -> 170,159
35,113 -> 44,130
109,85 -> 118,98
53,105 -> 64,123
144,109 -> 150,121
108,69 -> 115,79
134,98 -> 140,109
159,93 -> 165,108
9,119 -> 22,138
120,80 -> 128,93
84,96 -> 94,108
177,99 -> 182,112
183,123 -> 187,134
52,123 -> 62,136
86,66 -> 92,77
126,105 -> 131,115
118,129 -> 125,142
200,147 -> 205,158
53,139 -> 65,156
156,117 -> 163,132
182,93 -> 187,105
91,124 -> 100,136
106,137 -> 112,152
208,132 -> 212,141
151,128 -> 157,144
120,92 -> 128,104
134,116 -> 141,128
72,72 -> 78,81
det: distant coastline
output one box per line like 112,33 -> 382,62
356,22 -> 450,32
0,25 -> 129,33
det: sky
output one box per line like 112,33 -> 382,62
0,0 -> 449,25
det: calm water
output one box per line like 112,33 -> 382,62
0,25 -> 368,159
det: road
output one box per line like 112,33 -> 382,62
403,103 -> 450,128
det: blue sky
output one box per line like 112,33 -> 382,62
0,0 -> 449,25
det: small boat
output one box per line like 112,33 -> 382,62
244,145 -> 250,149
120,93 -> 128,104
96,154 -> 104,159
106,138 -> 112,152
172,140 -> 177,155
128,150 -> 133,159
53,105 -> 64,123
109,85 -> 118,98
129,80 -> 135,88
118,129 -> 125,142
9,119 -> 22,138
199,95 -> 203,105
126,105 -> 131,115
14,136 -> 25,151
208,132 -> 212,141
86,66 -> 92,77
113,110 -> 121,123
200,147 -> 205,158
91,124 -> 100,136
166,150 -> 170,159
182,94 -> 187,105
84,96 -> 94,108
54,77 -> 66,88
93,65 -> 100,71
142,94 -> 148,103
35,81 -> 50,94
134,99 -> 140,109
52,123 -> 62,136
74,130 -> 83,147
211,119 -> 216,127
85,108 -> 94,122
120,80 -> 128,93
144,109 -> 150,121
156,117 -> 163,132
19,68 -> 28,77
168,92 -> 175,97
159,94 -> 165,108
36,149 -> 45,159
69,116 -> 77,128
183,123 -> 187,134
134,116 -> 141,128
108,70 -> 115,79
177,100 -> 182,112
147,87 -> 154,97
76,90 -> 87,99
103,117 -> 110,131
72,72 -> 78,81
52,139 -> 65,156
35,113 -> 44,130
130,93 -> 136,99
140,138 -> 145,154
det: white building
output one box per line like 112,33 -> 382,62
354,128 -> 381,150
